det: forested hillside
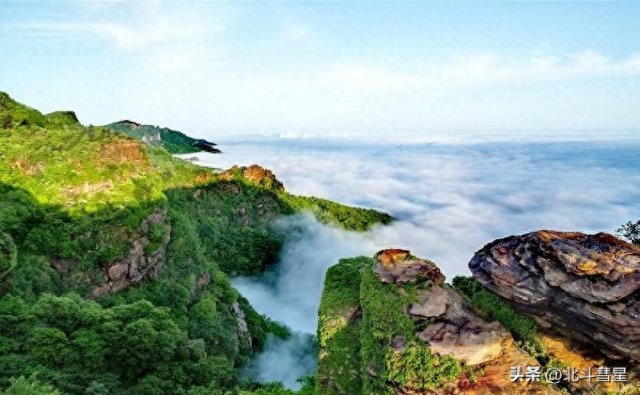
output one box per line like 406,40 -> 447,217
0,92 -> 390,394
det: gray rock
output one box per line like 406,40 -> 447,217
469,230 -> 640,361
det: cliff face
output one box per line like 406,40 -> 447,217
316,251 -> 554,395
317,240 -> 640,394
469,231 -> 640,362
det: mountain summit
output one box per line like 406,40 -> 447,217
104,120 -> 221,154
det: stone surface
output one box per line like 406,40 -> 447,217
469,230 -> 640,361
414,286 -> 510,366
409,286 -> 449,318
232,301 -> 251,348
374,249 -> 445,285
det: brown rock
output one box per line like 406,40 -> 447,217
374,249 -> 445,285
377,249 -> 411,266
414,286 -> 509,366
469,230 -> 640,361
220,165 -> 284,192
100,141 -> 146,164
107,263 -> 128,281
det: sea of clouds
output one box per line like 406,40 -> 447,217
184,133 -> 640,388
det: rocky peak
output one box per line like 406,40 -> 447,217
470,230 -> 640,361
374,248 -> 445,285
220,164 -> 285,192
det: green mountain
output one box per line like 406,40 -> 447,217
104,120 -> 221,154
0,92 -> 391,395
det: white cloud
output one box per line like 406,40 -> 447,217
215,136 -> 640,321
215,137 -> 640,388
9,2 -> 227,72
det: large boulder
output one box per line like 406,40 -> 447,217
469,230 -> 640,361
374,249 -> 445,285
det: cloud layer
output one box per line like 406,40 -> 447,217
205,136 -> 640,387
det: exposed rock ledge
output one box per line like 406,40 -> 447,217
373,249 -> 553,394
220,164 -> 285,192
92,210 -> 171,297
469,230 -> 640,361
375,249 -> 445,285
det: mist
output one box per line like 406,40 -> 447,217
240,333 -> 317,390
233,214 -> 375,333
195,136 -> 640,388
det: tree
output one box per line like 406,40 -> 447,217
617,220 -> 640,246
4,376 -> 61,395
0,231 -> 17,280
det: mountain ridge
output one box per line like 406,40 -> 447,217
104,119 -> 221,154
0,91 -> 389,394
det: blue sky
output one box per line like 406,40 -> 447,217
1,1 -> 639,137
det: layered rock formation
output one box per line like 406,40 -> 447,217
469,230 -> 640,362
317,250 -> 556,395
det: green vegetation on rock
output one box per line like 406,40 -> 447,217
316,257 -> 369,395
316,256 -> 462,395
281,196 -> 392,232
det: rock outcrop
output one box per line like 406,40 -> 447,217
92,210 -> 171,296
317,250 -> 557,395
413,286 -> 510,366
220,164 -> 285,192
374,249 -> 445,285
469,230 -> 640,361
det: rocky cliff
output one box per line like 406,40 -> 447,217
317,251 -> 553,394
317,237 -> 640,394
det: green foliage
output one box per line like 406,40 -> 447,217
359,264 -> 417,394
104,121 -> 213,154
617,220 -> 640,246
385,342 -> 461,391
4,376 -> 61,395
239,377 -> 314,395
316,257 -> 370,395
280,195 -> 392,232
0,232 -> 17,280
0,294 -> 216,393
0,92 -> 393,394
452,276 -> 546,360
44,111 -> 80,128
0,92 -> 45,128
317,257 -> 463,394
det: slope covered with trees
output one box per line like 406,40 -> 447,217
0,92 -> 390,394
